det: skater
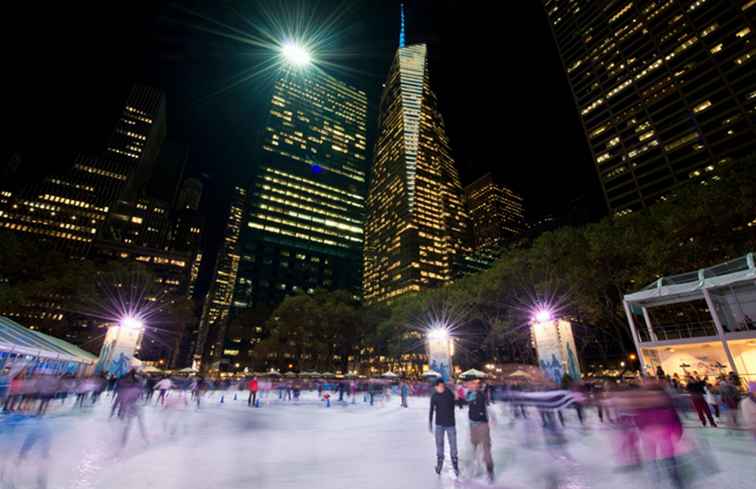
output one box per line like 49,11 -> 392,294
635,380 -> 686,489
117,370 -> 149,448
429,379 -> 459,477
144,375 -> 156,403
740,382 -> 756,440
400,381 -> 409,408
154,376 -> 174,406
720,377 -> 740,426
466,378 -> 494,482
704,381 -> 720,418
248,376 -> 259,407
687,374 -> 717,427
192,377 -> 207,408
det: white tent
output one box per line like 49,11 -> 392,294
381,371 -> 399,378
508,369 -> 532,379
422,371 -> 442,378
459,368 -> 489,379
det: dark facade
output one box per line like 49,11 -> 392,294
0,85 -> 167,256
363,43 -> 471,304
195,185 -> 245,369
544,0 -> 756,215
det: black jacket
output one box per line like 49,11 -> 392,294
467,391 -> 488,423
430,389 -> 456,427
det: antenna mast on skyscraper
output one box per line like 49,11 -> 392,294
399,3 -> 406,48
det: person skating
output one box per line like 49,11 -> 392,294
466,378 -> 494,483
248,376 -> 259,407
740,382 -> 756,440
400,382 -> 409,408
429,379 -> 459,477
154,376 -> 174,406
686,375 -> 717,427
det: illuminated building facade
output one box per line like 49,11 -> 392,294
363,43 -> 470,304
544,0 -> 756,215
195,186 -> 246,368
213,66 -> 368,371
0,85 -> 204,366
0,85 -> 167,256
464,173 -> 525,250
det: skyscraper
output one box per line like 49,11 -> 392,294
195,185 -> 246,368
465,173 -> 525,250
0,85 -> 167,256
363,43 -> 470,304
544,1 -> 756,215
213,62 -> 369,371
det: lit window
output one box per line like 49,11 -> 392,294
693,100 -> 712,113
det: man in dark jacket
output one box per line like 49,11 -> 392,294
467,379 -> 494,482
429,379 -> 459,476
687,374 -> 717,427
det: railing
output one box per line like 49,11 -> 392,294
646,320 -> 718,342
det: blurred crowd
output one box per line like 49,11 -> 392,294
1,363 -> 755,489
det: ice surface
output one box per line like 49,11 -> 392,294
1,390 -> 754,489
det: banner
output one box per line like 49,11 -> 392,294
532,319 -> 582,385
427,333 -> 453,382
96,324 -> 142,377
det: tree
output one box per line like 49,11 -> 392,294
254,289 -> 363,372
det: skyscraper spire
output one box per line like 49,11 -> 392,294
399,3 -> 406,48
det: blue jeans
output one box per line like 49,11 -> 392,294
434,425 -> 458,460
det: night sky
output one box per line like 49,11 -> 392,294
5,0 -> 604,289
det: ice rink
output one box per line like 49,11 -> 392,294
1,390 -> 755,489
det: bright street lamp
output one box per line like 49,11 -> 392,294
533,308 -> 553,324
120,315 -> 144,330
427,327 -> 449,340
281,42 -> 312,67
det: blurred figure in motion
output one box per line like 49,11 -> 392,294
465,378 -> 495,483
686,374 -> 717,427
719,376 -> 740,427
429,379 -> 459,477
36,374 -> 59,415
154,375 -> 174,406
192,376 -> 208,408
740,382 -> 756,441
0,373 -> 53,489
91,373 -> 106,405
144,375 -> 156,403
400,381 -> 409,408
704,380 -> 720,419
117,369 -> 149,448
634,380 -> 685,489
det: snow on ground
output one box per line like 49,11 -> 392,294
1,390 -> 755,489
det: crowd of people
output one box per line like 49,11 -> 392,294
424,369 -> 756,487
1,363 -> 755,488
